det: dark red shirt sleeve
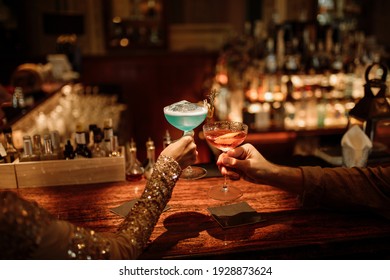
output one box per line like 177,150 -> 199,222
299,165 -> 390,219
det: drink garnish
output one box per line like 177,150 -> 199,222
216,132 -> 241,139
214,132 -> 242,144
205,89 -> 218,120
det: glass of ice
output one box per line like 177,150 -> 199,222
164,100 -> 208,179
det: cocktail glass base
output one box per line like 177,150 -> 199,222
208,185 -> 242,201
180,166 -> 207,180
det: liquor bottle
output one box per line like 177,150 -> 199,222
146,0 -> 158,18
50,130 -> 62,159
32,134 -> 43,160
315,41 -> 330,73
103,118 -> 114,154
63,140 -> 75,160
265,38 -> 277,74
284,76 -> 296,129
283,28 -> 299,74
125,138 -> 144,181
144,137 -> 155,180
41,134 -> 57,160
162,130 -> 172,149
3,126 -> 19,163
74,123 -> 92,159
20,135 -> 39,162
331,43 -> 343,73
88,124 -> 98,150
91,128 -> 107,158
0,142 -> 6,163
109,135 -> 121,157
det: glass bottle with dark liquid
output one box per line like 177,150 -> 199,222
74,123 -> 92,159
143,137 -> 155,180
63,140 -> 75,160
90,127 -> 107,158
0,143 -> 6,163
125,138 -> 144,181
3,126 -> 19,163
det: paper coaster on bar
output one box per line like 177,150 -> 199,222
111,199 -> 171,217
207,201 -> 265,228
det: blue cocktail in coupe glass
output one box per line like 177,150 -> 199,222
164,100 -> 208,179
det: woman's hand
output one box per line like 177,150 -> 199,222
161,136 -> 197,170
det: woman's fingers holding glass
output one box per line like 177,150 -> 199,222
161,136 -> 197,169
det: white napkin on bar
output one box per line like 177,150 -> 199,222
341,125 -> 372,167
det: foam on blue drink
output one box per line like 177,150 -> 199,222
164,100 -> 208,116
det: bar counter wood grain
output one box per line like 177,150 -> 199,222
6,176 -> 390,259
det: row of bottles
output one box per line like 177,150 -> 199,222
211,17 -> 387,128
20,132 -> 62,162
243,94 -> 353,131
220,18 -> 383,78
241,73 -> 359,131
125,130 -> 172,182
213,71 -> 366,131
1,123 -> 174,184
62,119 -> 123,160
0,118 -> 122,163
64,118 -> 122,160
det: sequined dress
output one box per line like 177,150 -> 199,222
0,155 -> 181,259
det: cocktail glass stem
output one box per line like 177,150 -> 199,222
182,130 -> 194,176
223,175 -> 228,192
181,130 -> 206,180
222,152 -> 228,192
208,151 -> 242,200
183,130 -> 195,137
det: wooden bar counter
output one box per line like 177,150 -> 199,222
5,174 -> 390,260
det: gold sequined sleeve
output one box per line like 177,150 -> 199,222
111,155 -> 181,259
66,154 -> 181,259
0,155 -> 181,260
